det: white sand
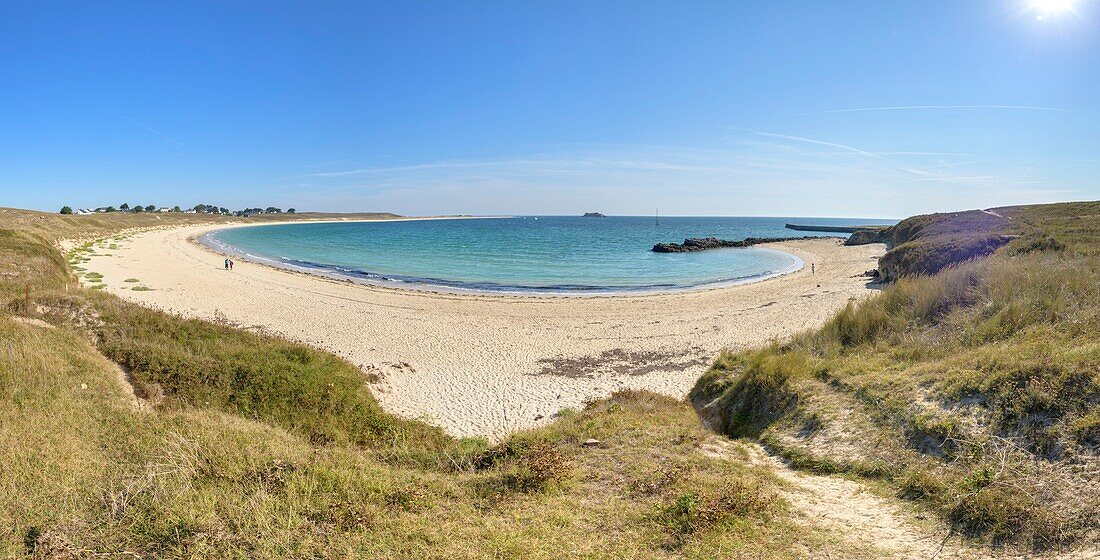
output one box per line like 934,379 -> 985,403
80,223 -> 885,439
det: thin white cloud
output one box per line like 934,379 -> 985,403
909,175 -> 999,182
304,159 -> 351,168
729,127 -> 878,158
310,156 -> 762,178
899,167 -> 939,177
874,151 -> 972,157
121,116 -> 188,147
295,137 -> 1079,216
804,105 -> 1067,116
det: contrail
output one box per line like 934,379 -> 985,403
803,105 -> 1067,116
121,116 -> 188,147
731,127 -> 877,157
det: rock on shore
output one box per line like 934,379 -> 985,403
652,236 -> 827,253
844,229 -> 889,246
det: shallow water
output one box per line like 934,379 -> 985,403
205,216 -> 893,293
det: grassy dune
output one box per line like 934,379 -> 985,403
695,201 -> 1100,549
0,208 -> 850,558
2,204 -> 1097,556
1,316 -> 812,558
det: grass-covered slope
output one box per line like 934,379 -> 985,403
1,208 -> 876,558
4,204 -> 1097,556
1,315 -> 810,558
694,201 -> 1100,549
875,209 -> 1017,280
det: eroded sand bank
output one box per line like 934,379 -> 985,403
79,223 -> 884,438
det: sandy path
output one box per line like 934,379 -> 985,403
80,224 -> 884,438
698,438 -> 982,559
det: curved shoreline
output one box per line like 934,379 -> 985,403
78,223 -> 885,438
196,221 -> 805,297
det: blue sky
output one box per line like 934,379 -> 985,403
2,1 -> 1098,218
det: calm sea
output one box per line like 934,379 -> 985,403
204,216 -> 895,294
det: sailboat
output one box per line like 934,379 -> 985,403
655,208 -> 660,226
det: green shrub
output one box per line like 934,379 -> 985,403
897,468 -> 947,500
474,439 -> 571,493
90,295 -> 451,458
655,480 -> 776,542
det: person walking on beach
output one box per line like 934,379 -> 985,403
224,258 -> 229,270
229,259 -> 234,271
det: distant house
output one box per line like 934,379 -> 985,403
157,207 -> 172,212
94,207 -> 110,213
183,209 -> 197,214
76,208 -> 94,215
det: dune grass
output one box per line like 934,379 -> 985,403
89,291 -> 461,466
1,312 -> 835,558
1,208 -> 866,558
4,203 -> 1097,555
694,204 -> 1100,550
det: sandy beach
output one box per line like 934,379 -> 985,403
79,222 -> 885,438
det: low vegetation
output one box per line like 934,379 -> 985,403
0,310 -> 827,557
3,203 -> 1097,556
872,209 -> 1018,280
694,201 -> 1100,550
0,207 -> 871,558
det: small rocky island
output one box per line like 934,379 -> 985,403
652,235 -> 825,253
582,212 -> 607,217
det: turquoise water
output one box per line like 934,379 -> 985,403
204,216 -> 894,294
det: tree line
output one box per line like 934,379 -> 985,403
60,204 -> 297,216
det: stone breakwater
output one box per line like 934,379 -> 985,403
783,223 -> 890,247
651,236 -> 831,253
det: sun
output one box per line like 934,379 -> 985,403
1032,0 -> 1076,14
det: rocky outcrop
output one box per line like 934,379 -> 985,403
870,210 -> 1018,281
652,236 -> 827,253
844,229 -> 889,246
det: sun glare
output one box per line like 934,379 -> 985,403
1032,0 -> 1076,15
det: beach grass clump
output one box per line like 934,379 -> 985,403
473,439 -> 571,493
131,286 -> 153,291
123,278 -> 139,282
654,478 -> 778,547
89,293 -> 453,457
